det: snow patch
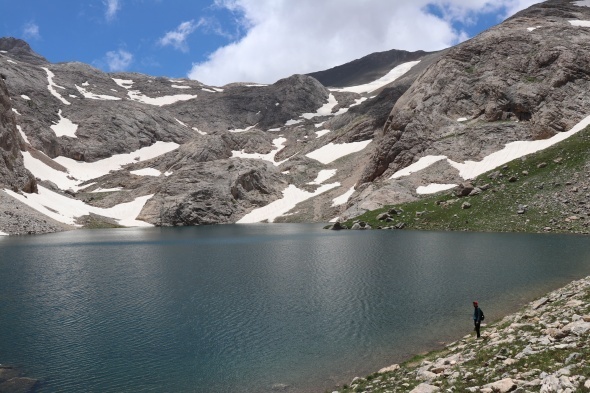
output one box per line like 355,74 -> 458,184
0,230 -> 8,236
112,78 -> 133,89
315,129 -> 331,138
50,109 -> 78,138
308,169 -> 337,185
306,140 -> 372,164
574,0 -> 590,6
4,185 -> 153,227
75,85 -> 121,100
245,84 -> 267,87
301,94 -> 338,119
457,117 -> 468,122
41,67 -> 70,105
332,186 -> 355,207
16,125 -> 30,144
21,95 -> 31,100
175,118 -> 188,127
349,97 -> 368,107
90,187 -> 122,193
231,137 -> 288,166
527,26 -> 541,32
237,183 -> 340,223
569,20 -> 590,27
416,184 -> 457,195
201,88 -> 217,93
192,127 -> 207,135
285,119 -> 303,126
11,108 -> 21,116
164,171 -> 173,176
331,61 -> 421,94
172,84 -> 191,89
127,90 -> 197,106
229,125 -> 256,133
130,168 -> 162,177
7,59 -> 17,64
391,156 -> 448,179
53,141 -> 179,185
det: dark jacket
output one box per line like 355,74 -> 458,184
473,307 -> 483,323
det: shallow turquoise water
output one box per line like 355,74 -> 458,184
0,225 -> 589,392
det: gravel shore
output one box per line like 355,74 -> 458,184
335,275 -> 590,393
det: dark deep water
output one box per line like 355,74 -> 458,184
1,225 -> 590,392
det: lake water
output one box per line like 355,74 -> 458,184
1,225 -> 590,392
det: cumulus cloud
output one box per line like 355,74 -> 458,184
157,20 -> 202,52
104,0 -> 121,21
188,0 -> 544,86
105,49 -> 133,71
22,22 -> 40,40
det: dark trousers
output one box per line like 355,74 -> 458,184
474,321 -> 481,338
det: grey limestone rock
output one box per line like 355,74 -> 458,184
0,77 -> 36,193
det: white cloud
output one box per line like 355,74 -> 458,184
188,0 -> 544,86
104,0 -> 121,21
105,49 -> 133,71
158,20 -> 201,52
22,22 -> 40,40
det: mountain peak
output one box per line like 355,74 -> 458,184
0,37 -> 48,65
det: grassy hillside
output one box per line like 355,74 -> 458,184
342,126 -> 590,235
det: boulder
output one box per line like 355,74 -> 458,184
483,378 -> 517,393
376,212 -> 390,221
562,320 -> 590,336
456,183 -> 474,197
531,297 -> 549,310
378,364 -> 400,373
409,383 -> 440,393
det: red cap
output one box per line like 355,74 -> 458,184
473,301 -> 478,306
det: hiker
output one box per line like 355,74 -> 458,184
473,301 -> 484,338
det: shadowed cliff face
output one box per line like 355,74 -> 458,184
359,0 -> 590,185
0,77 -> 36,193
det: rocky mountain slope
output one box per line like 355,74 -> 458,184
346,0 -> 590,219
2,0 -> 590,235
0,32 -> 438,233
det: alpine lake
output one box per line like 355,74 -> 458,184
1,224 -> 590,393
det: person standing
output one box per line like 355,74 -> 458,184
473,301 -> 484,338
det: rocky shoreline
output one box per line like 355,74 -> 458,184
0,365 -> 38,393
333,275 -> 590,393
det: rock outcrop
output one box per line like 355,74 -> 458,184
0,77 -> 36,193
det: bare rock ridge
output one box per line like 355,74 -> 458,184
307,48 -> 433,88
0,37 -> 47,65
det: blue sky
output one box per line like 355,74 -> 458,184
1,0 -> 542,85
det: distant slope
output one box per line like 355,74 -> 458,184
307,49 -> 433,88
